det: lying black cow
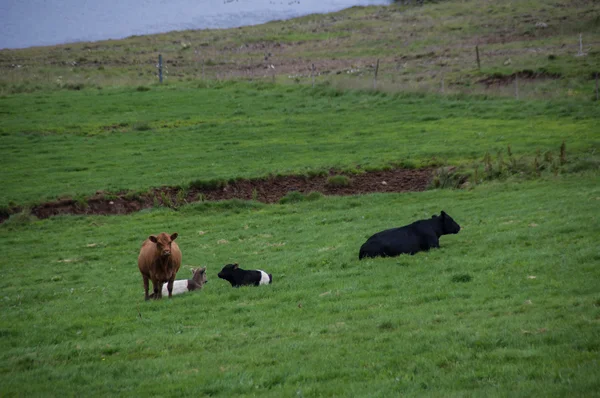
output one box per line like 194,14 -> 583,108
217,263 -> 272,287
358,210 -> 461,259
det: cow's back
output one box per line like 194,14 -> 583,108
236,269 -> 263,287
360,226 -> 419,258
161,279 -> 188,296
359,218 -> 440,259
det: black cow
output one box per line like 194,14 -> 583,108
358,210 -> 461,259
217,263 -> 272,287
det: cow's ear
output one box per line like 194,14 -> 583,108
441,211 -> 447,217
233,263 -> 239,269
149,235 -> 158,243
170,232 -> 178,241
431,215 -> 437,219
201,267 -> 207,272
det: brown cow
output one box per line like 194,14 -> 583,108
137,232 -> 182,300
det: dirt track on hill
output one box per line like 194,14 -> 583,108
0,168 -> 432,223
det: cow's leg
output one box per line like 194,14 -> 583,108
151,278 -> 162,299
381,244 -> 398,258
167,277 -> 175,298
143,275 -> 150,301
421,234 -> 439,251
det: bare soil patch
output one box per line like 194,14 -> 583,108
478,70 -> 561,87
1,168 -> 432,223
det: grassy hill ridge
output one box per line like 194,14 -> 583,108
1,0 -> 599,99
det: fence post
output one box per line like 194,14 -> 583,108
476,45 -> 481,71
158,54 -> 163,83
441,73 -> 445,94
373,59 -> 380,90
515,75 -> 519,100
311,63 -> 316,88
596,72 -> 599,101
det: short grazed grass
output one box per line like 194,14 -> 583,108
1,1 -> 599,395
1,82 -> 598,208
0,174 -> 598,396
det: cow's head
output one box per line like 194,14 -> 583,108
218,263 -> 238,281
192,267 -> 208,285
149,232 -> 178,257
439,211 -> 461,234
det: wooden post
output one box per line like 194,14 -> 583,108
311,63 -> 316,88
596,72 -> 599,101
373,59 -> 380,90
578,33 -> 583,56
441,73 -> 445,94
201,59 -> 205,81
515,75 -> 519,100
475,45 -> 481,71
158,54 -> 163,83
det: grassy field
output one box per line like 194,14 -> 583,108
1,0 -> 600,395
1,82 -> 599,208
1,0 -> 599,99
1,174 -> 599,396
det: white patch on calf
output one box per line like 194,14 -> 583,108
258,270 -> 271,285
161,280 -> 188,296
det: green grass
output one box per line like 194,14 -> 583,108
1,82 -> 599,207
1,1 -> 599,394
326,175 -> 352,187
1,173 -> 599,396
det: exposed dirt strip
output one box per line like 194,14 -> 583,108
2,168 -> 433,222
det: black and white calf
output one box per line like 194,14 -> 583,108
217,263 -> 272,287
358,210 -> 461,259
160,267 -> 207,296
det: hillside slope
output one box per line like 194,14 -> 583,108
1,0 -> 598,98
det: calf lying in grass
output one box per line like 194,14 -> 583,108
218,263 -> 272,287
157,267 -> 207,297
359,210 -> 461,259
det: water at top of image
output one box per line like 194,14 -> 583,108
0,0 -> 391,49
